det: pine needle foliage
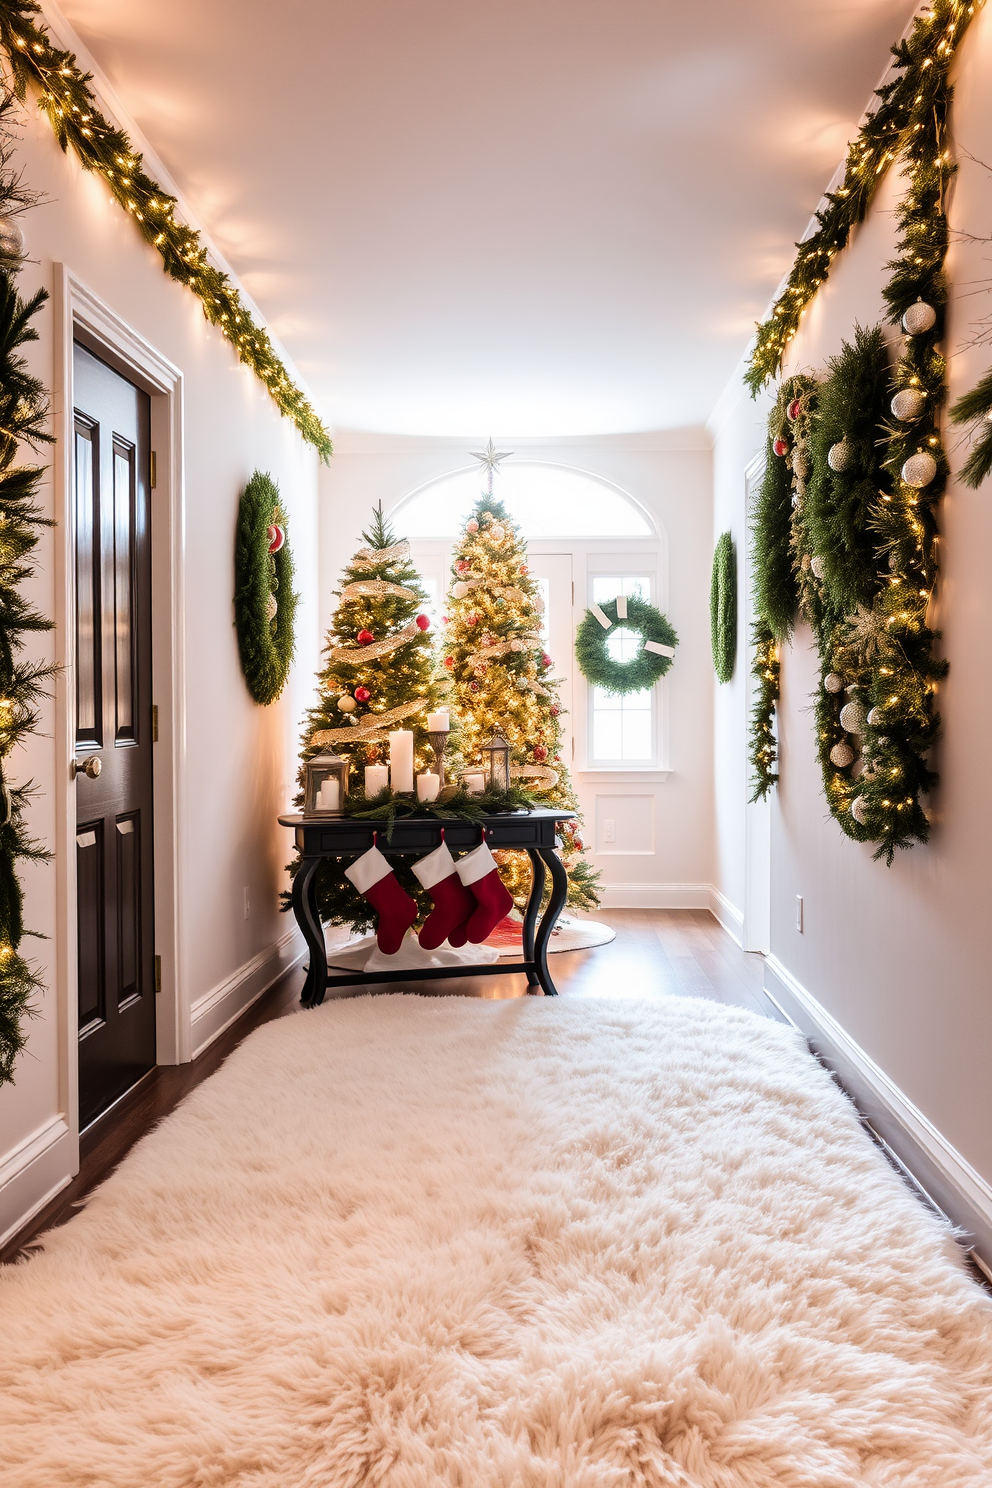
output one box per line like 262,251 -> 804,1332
949,366 -> 992,488
748,620 -> 780,802
0,1 -> 332,461
806,326 -> 892,617
709,532 -> 736,684
744,0 -> 980,396
233,472 -> 298,706
0,92 -> 52,1084
751,376 -> 817,643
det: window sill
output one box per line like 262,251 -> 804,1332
575,768 -> 671,782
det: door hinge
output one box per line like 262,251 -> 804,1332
150,450 -> 157,489
151,703 -> 159,742
154,954 -> 162,994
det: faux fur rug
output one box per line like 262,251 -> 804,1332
2,996 -> 991,1486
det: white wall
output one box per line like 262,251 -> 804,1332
0,97 -> 320,1245
711,9 -> 992,1197
318,433 -> 715,904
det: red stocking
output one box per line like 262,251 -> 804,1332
344,846 -> 418,955
457,841 -> 514,945
411,843 -> 475,950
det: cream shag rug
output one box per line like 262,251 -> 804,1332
2,996 -> 991,1486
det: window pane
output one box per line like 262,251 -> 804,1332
592,710 -> 622,761
621,710 -> 652,760
593,575 -> 651,605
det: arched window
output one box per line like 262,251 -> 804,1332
394,462 -> 654,539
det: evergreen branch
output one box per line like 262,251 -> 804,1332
0,3 -> 332,461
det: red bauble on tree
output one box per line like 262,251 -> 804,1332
533,745 -> 548,761
786,398 -> 802,421
541,653 -> 552,668
267,523 -> 286,553
356,629 -> 375,645
416,613 -> 430,631
772,437 -> 789,457
354,686 -> 371,702
444,655 -> 455,669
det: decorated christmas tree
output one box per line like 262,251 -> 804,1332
295,504 -> 443,930
442,445 -> 600,911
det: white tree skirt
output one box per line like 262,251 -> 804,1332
2,996 -> 990,1484
324,915 -> 616,971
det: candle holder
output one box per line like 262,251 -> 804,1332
428,729 -> 450,787
302,752 -> 349,817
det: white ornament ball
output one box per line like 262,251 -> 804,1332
810,555 -> 826,580
0,215 -> 24,260
489,523 -> 505,542
828,439 -> 852,472
452,581 -> 468,599
902,300 -> 937,335
890,387 -> 925,421
830,741 -> 855,768
337,694 -> 357,713
902,450 -> 937,488
850,795 -> 870,825
265,592 -> 277,622
824,672 -> 844,694
509,638 -> 524,652
866,706 -> 883,727
466,519 -> 479,533
839,700 -> 867,734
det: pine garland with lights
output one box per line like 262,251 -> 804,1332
0,93 -> 52,1083
748,619 -> 780,802
443,495 -> 599,912
0,0 -> 332,462
744,0 -> 981,397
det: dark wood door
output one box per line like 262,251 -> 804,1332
73,343 -> 156,1129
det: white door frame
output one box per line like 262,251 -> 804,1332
742,454 -> 771,954
53,266 -> 188,1167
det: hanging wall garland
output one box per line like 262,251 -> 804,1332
710,532 -> 737,684
234,471 -> 298,706
0,94 -> 52,1085
575,595 -> 677,695
0,2 -> 332,462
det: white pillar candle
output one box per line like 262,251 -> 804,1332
427,710 -> 450,732
365,763 -> 389,797
417,772 -> 440,802
388,729 -> 414,793
463,772 -> 485,795
317,778 -> 340,811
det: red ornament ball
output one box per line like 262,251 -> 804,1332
574,837 -> 583,851
444,655 -> 455,668
416,613 -> 430,631
533,745 -> 548,762
786,398 -> 802,421
541,653 -> 552,668
772,437 -> 789,457
456,559 -> 470,573
356,628 -> 375,645
354,686 -> 371,702
519,565 -> 528,574
550,704 -> 560,717
467,613 -> 479,626
267,523 -> 286,553
469,681 -> 480,692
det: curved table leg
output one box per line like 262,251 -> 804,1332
533,847 -> 568,996
523,850 -> 546,989
292,857 -> 327,1006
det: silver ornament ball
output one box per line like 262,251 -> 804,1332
839,700 -> 867,734
824,672 -> 844,694
810,555 -> 826,580
0,216 -> 24,261
830,741 -> 855,768
901,300 -> 937,335
890,387 -> 925,422
901,450 -> 937,489
827,439 -> 852,472
850,795 -> 870,825
866,706 -> 883,727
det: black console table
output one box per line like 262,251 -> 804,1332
279,809 -> 575,1005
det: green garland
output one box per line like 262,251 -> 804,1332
0,2 -> 332,462
0,94 -> 52,1084
234,471 -> 298,706
709,532 -> 736,683
748,619 -> 780,802
574,595 -> 677,695
949,369 -> 992,487
744,0 -> 980,396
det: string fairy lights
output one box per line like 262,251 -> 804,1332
0,1 -> 332,462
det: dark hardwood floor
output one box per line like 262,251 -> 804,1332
2,909 -> 776,1264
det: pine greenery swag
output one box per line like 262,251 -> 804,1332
0,95 -> 53,1085
574,596 -> 677,696
0,1 -> 332,462
234,472 -> 298,706
709,532 -> 736,684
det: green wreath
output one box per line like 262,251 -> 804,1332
575,595 -> 678,695
234,470 -> 298,705
710,532 -> 737,683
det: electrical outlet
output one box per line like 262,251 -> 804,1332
603,818 -> 616,844
796,895 -> 804,933
243,886 -> 251,921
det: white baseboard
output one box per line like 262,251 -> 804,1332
190,926 -> 306,1059
765,954 -> 992,1270
597,882 -> 713,910
0,1115 -> 73,1252
708,888 -> 744,946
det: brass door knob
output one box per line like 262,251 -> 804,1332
70,755 -> 102,780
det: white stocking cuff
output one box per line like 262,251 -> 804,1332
344,845 -> 392,895
411,842 -> 457,891
456,841 -> 498,887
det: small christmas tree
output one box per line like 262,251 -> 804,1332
442,448 -> 600,911
296,503 -> 442,930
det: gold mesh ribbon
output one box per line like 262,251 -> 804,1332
511,763 -> 560,791
327,620 -> 420,663
311,697 -> 429,747
351,540 -> 411,570
339,580 -> 419,603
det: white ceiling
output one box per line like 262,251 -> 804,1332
55,0 -> 916,437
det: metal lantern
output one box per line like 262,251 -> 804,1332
303,752 -> 349,817
479,734 -> 511,793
